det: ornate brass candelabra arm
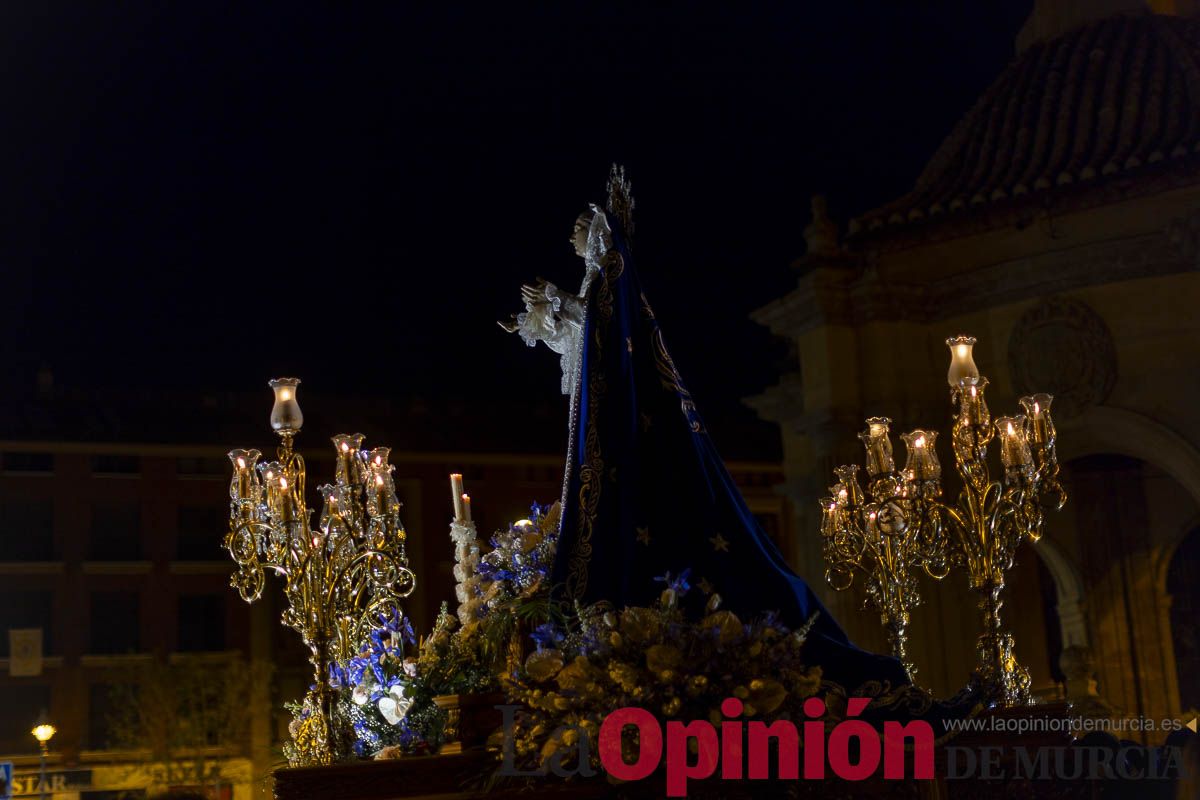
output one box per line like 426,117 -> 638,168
818,337 -> 1066,706
223,380 -> 416,766
820,455 -> 951,683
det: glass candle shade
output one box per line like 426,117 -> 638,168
269,378 -> 304,434
228,448 -> 262,501
956,377 -> 991,429
319,483 -> 348,534
367,463 -> 398,517
367,447 -> 391,470
261,461 -> 296,522
901,430 -> 941,481
833,464 -> 864,506
819,496 -> 838,535
1019,393 -> 1056,446
332,433 -> 366,486
858,417 -> 895,477
946,335 -> 980,388
995,416 -> 1033,469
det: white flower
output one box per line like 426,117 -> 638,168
352,682 -> 371,706
402,658 -> 418,678
377,683 -> 412,726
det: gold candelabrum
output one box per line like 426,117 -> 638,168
224,378 -> 416,765
820,337 -> 1067,705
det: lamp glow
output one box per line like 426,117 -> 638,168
269,377 -> 304,434
946,335 -> 980,388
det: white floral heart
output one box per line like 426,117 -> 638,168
377,685 -> 412,725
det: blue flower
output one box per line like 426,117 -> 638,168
654,568 -> 692,596
530,622 -> 564,651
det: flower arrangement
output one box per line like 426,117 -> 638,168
501,570 -> 824,772
296,502 -> 824,769
474,502 -> 560,605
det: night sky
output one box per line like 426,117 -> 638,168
1,2 -> 1031,458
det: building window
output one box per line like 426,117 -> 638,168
89,503 -> 142,561
0,500 -> 56,560
0,684 -> 51,754
176,456 -> 227,478
177,506 -> 225,561
90,454 -> 140,476
87,681 -> 138,751
177,594 -> 226,652
0,591 -> 53,656
1,452 -> 54,473
89,591 -> 141,654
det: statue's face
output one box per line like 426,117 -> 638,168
571,211 -> 594,257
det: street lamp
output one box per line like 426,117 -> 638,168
31,711 -> 55,800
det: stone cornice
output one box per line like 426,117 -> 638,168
754,223 -> 1195,339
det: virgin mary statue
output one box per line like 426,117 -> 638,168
504,168 -> 907,693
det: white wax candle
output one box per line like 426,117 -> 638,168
450,473 -> 465,520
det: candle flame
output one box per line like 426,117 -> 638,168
341,442 -> 350,452
1033,402 -> 1040,414
376,474 -> 384,486
236,457 -> 245,469
970,385 -> 977,397
1006,421 -> 1015,435
279,477 -> 288,490
956,344 -> 969,358
914,435 -> 925,448
280,389 -> 292,401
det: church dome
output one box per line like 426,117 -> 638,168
850,11 -> 1200,237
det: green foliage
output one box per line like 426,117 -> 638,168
106,654 -> 264,787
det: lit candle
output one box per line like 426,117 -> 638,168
900,430 -> 941,482
829,483 -> 848,507
277,474 -> 297,522
945,335 -> 980,388
1018,393 -> 1055,446
819,496 -> 838,534
833,464 -> 864,506
995,416 -> 1033,469
956,377 -> 991,428
450,474 -> 465,520
260,461 -> 283,517
461,493 -> 472,523
858,417 -> 895,477
227,448 -> 261,501
269,378 -> 304,433
332,433 -> 366,486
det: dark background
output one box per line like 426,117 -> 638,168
0,2 -> 1031,458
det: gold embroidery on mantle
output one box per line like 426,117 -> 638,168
565,250 -> 622,599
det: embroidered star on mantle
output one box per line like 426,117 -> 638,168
636,526 -> 651,546
709,533 -> 730,552
697,577 -> 714,595
626,337 -> 634,353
